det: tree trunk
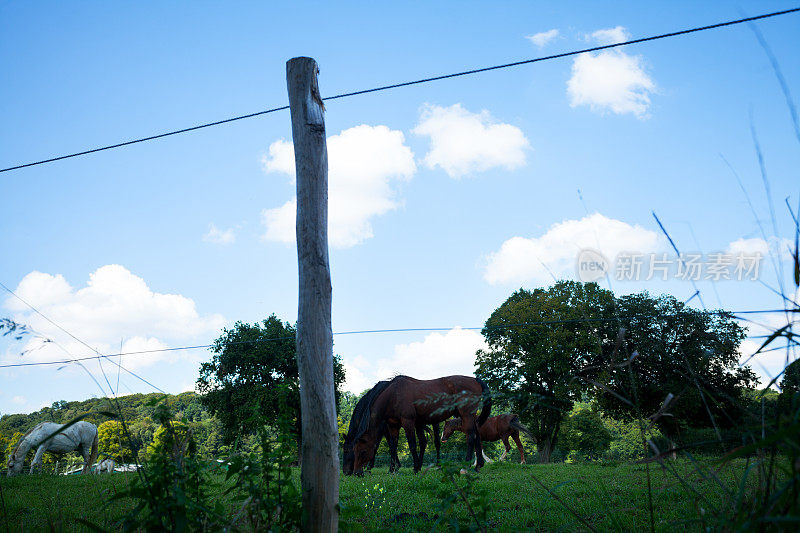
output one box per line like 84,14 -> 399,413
287,56 -> 339,532
538,437 -> 554,463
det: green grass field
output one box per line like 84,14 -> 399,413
0,459 -> 751,532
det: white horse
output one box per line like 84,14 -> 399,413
96,458 -> 116,473
7,421 -> 99,476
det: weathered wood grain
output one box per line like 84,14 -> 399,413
286,56 -> 338,532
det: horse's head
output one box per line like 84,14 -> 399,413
6,451 -> 23,477
351,431 -> 377,475
342,435 -> 356,476
441,418 -> 462,443
344,379 -> 394,475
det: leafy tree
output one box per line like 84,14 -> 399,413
98,420 -> 134,462
781,356 -> 800,394
603,416 -> 666,461
560,402 -> 612,461
476,281 -> 616,462
778,359 -> 800,419
196,315 -> 346,455
128,418 -> 157,463
595,292 -> 757,448
147,419 -> 192,459
202,417 -> 230,459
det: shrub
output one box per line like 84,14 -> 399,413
560,403 -> 612,461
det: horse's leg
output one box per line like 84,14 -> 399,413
30,444 -> 47,474
462,415 -> 476,463
403,421 -> 420,474
81,445 -> 93,474
473,449 -> 488,467
432,422 -> 441,464
369,430 -> 384,471
500,436 -> 510,462
416,425 -> 427,470
512,432 -> 525,464
388,428 -> 401,473
468,415 -> 485,470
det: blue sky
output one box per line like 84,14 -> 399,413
1,1 -> 799,415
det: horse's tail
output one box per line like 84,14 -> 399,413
88,428 -> 100,471
509,415 -> 533,441
476,378 -> 492,427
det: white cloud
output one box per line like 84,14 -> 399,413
567,27 -> 655,118
261,199 -> 296,244
4,265 -> 225,370
342,356 -> 373,395
376,327 -> 487,380
261,139 -> 297,177
340,328 -> 487,393
727,237 -> 769,256
727,236 -> 793,259
590,26 -> 629,45
12,396 -> 25,405
413,104 -> 529,178
261,125 -> 416,248
526,29 -> 559,48
203,224 -> 235,245
483,213 -> 661,285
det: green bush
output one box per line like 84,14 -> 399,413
108,403 -> 226,532
560,403 -> 612,461
602,417 -> 666,462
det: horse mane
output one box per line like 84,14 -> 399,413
11,422 -> 47,459
345,382 -> 387,444
446,417 -> 462,428
351,376 -> 407,442
476,377 -> 492,426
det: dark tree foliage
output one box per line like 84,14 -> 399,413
778,358 -> 800,418
476,281 -> 616,462
595,292 -> 757,443
781,358 -> 800,397
477,282 -> 758,461
195,315 -> 346,451
559,403 -> 612,460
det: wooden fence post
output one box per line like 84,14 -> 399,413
286,56 -> 338,532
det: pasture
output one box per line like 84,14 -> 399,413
0,458 -> 753,531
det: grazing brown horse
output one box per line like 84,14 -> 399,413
343,379 -> 441,475
351,375 -> 491,474
343,380 -> 396,475
442,413 -> 532,464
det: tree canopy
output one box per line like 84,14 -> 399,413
196,315 -> 346,450
477,281 -> 757,461
596,292 -> 756,441
476,281 -> 616,462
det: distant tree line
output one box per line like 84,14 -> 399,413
0,392 -> 235,467
476,280 -> 792,462
3,292 -> 796,468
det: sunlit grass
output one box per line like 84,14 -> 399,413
0,457 -> 760,532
